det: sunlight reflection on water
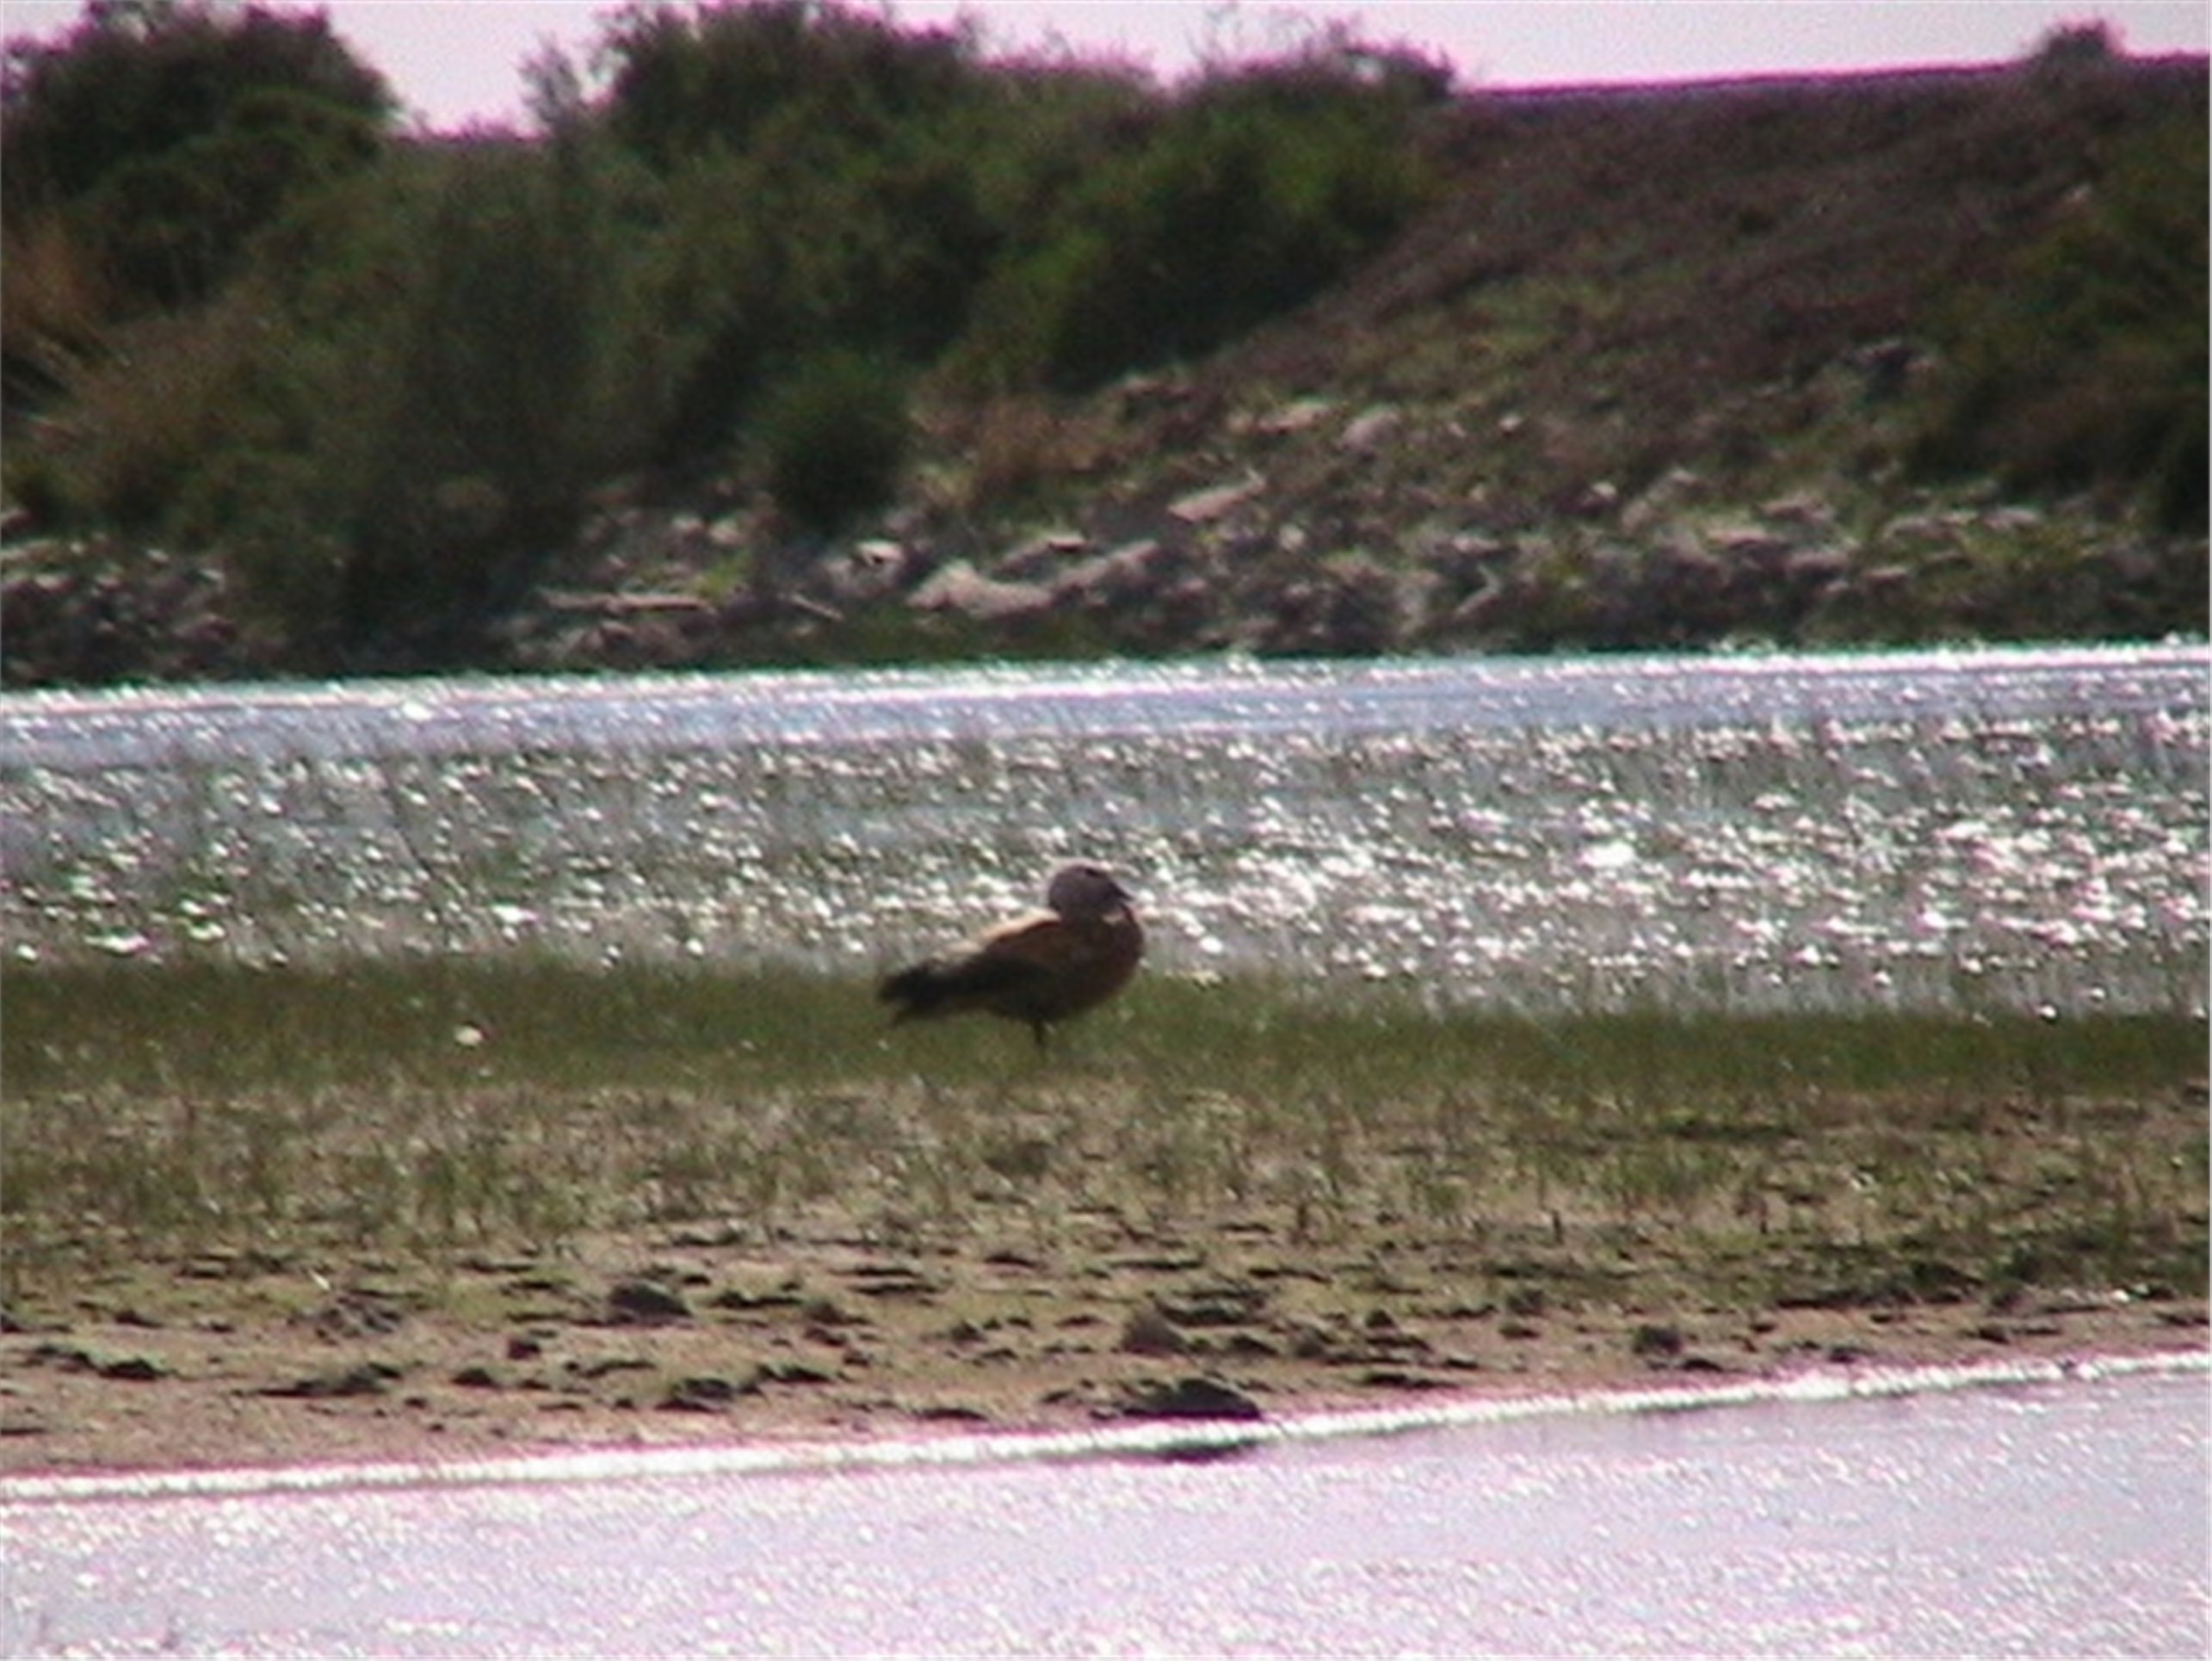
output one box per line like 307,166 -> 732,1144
2,645 -> 2203,1013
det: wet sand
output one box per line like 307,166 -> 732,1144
5,1208 -> 2203,1479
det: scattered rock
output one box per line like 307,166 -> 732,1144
1621,467 -> 1706,532
1849,337 -> 1925,398
1169,474 -> 1265,525
1784,545 -> 1852,587
661,1374 -> 753,1412
607,1279 -> 691,1324
994,529 -> 1090,579
907,559 -> 1055,623
1357,1368 -> 1448,1391
181,1247 -> 292,1282
1361,1323 -> 1433,1356
1119,1306 -> 1189,1357
96,1355 -> 169,1383
541,590 -> 713,619
1574,480 -> 1621,517
825,539 -> 912,604
1157,1280 -> 1270,1328
1251,397 -> 1335,435
841,1264 -> 942,1300
1118,1375 -> 1265,1423
1247,553 -> 1400,655
1707,523 -> 1791,564
21,1343 -> 97,1372
568,1355 -> 655,1382
1,540 -> 239,688
261,1362 -> 404,1399
1338,405 -> 1402,453
757,1361 -> 837,1386
1051,540 -> 1168,608
1761,490 -> 1836,528
297,1292 -> 409,1340
978,1136 -> 1056,1182
709,1284 -> 809,1312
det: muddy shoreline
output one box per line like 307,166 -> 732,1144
6,1217 -> 2203,1481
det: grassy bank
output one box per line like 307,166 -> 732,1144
3,958 -> 2203,1468
8,960 -> 2203,1305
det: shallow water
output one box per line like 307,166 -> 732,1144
6,1359 -> 2205,1658
2,645 -> 2203,1013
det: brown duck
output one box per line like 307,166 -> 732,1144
879,862 -> 1143,1047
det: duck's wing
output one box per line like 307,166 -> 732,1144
971,908 -> 1141,1014
973,907 -> 1091,961
880,909 -> 1066,1015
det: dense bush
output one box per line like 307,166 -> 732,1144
3,1 -> 1443,666
327,143 -> 613,652
756,348 -> 911,530
1912,114 -> 2209,528
598,0 -> 981,172
100,136 -> 628,664
2,0 -> 391,311
612,109 -> 999,460
962,45 -> 1446,391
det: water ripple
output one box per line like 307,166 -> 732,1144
2,647 -> 2203,1014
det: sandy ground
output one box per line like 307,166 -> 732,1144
4,1215 -> 2204,1479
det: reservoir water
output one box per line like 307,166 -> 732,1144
2,645 -> 2202,1015
5,1360 -> 2204,1658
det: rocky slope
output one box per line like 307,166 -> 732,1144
5,54 -> 2203,686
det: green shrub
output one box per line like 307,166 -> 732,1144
77,83 -> 383,308
151,139 -> 627,660
3,0 -> 392,309
968,45 -> 1443,390
595,4 -> 1020,460
617,126 -> 996,460
597,0 -> 980,172
329,144 -> 615,652
756,348 -> 910,530
21,293 -> 273,530
1912,114 -> 2209,528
